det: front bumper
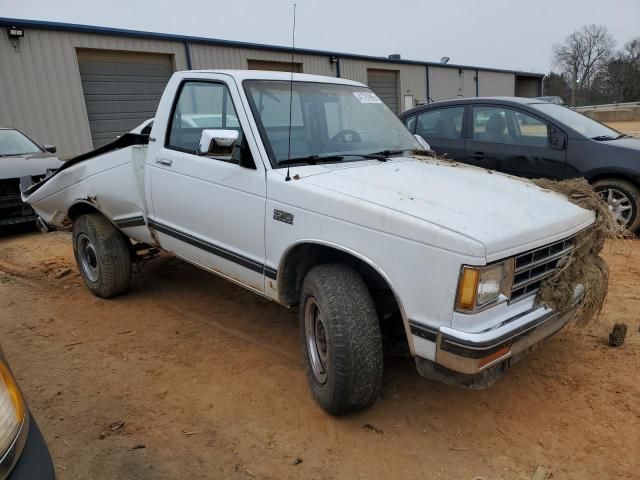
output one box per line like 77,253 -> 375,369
4,412 -> 55,480
415,285 -> 584,377
0,197 -> 37,226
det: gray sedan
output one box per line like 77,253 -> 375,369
0,128 -> 64,226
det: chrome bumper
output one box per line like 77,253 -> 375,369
433,286 -> 584,375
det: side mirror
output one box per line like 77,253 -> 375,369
43,144 -> 57,154
549,128 -> 565,150
414,134 -> 431,151
199,129 -> 239,158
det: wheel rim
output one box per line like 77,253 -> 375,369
598,187 -> 633,225
304,297 -> 329,384
77,233 -> 100,282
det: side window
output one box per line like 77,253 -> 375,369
473,106 -> 549,147
512,111 -> 549,147
403,115 -> 417,133
415,107 -> 464,140
168,81 -> 241,153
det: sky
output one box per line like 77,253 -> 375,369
0,0 -> 638,73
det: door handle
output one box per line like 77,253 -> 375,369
155,158 -> 173,167
470,152 -> 487,159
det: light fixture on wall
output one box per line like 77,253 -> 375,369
7,26 -> 24,38
7,26 -> 24,52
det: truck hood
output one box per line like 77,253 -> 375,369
299,157 -> 594,259
0,152 -> 64,179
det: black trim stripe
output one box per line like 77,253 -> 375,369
264,267 -> 278,280
114,215 -> 146,228
409,321 -> 438,342
148,218 -> 277,279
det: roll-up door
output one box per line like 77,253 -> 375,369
77,49 -> 173,148
367,69 -> 399,113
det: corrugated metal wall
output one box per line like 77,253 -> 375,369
428,67 -> 478,101
190,44 -> 336,76
462,69 -> 477,97
0,29 -> 187,157
478,70 -> 515,96
340,59 -> 427,108
0,24 -> 538,157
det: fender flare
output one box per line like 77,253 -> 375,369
277,238 -> 416,355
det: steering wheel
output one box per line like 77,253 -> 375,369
325,129 -> 362,149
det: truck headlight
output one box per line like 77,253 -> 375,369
456,259 -> 514,312
0,359 -> 25,458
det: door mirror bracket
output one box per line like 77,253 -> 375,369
198,129 -> 239,159
549,129 -> 566,150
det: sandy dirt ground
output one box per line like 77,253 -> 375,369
607,120 -> 640,137
0,226 -> 639,480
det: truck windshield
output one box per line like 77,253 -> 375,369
0,129 -> 41,156
244,80 -> 420,166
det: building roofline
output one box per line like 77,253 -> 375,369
0,17 -> 544,78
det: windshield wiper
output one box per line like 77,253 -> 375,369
366,149 -> 407,158
278,153 -> 390,166
590,135 -> 616,141
615,133 -> 630,139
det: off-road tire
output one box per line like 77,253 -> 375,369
299,264 -> 383,415
72,213 -> 132,298
593,178 -> 640,233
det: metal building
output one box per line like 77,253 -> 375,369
0,18 -> 544,157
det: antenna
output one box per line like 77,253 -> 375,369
285,3 -> 297,182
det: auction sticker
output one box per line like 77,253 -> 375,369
353,92 -> 382,103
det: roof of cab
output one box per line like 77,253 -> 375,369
176,69 -> 366,87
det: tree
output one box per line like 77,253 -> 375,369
552,25 -> 615,106
543,72 -> 571,102
617,37 -> 640,101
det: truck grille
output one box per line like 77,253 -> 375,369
510,237 -> 575,302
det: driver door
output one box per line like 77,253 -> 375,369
147,77 -> 267,291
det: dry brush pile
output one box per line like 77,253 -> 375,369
531,178 -> 631,327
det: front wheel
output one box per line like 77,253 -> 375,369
299,264 -> 383,415
73,213 -> 132,298
593,178 -> 640,233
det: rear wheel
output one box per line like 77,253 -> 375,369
73,213 -> 132,298
299,264 -> 383,415
593,178 -> 640,232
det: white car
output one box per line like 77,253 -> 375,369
24,70 -> 593,414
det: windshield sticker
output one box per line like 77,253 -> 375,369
353,92 -> 382,104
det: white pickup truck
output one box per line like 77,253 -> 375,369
24,70 -> 593,414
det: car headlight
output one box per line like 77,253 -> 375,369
0,359 -> 25,458
456,259 -> 514,312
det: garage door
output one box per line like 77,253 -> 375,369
77,50 -> 174,148
367,69 -> 399,113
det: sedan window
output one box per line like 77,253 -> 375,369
472,106 -> 549,147
403,115 -> 417,133
415,107 -> 464,140
530,102 -> 620,140
0,129 -> 41,156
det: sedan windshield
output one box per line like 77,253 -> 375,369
244,80 -> 420,165
530,103 -> 621,140
0,129 -> 41,156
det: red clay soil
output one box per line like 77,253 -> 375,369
0,227 -> 638,479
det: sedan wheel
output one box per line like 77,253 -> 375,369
593,178 -> 640,232
598,187 -> 633,225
